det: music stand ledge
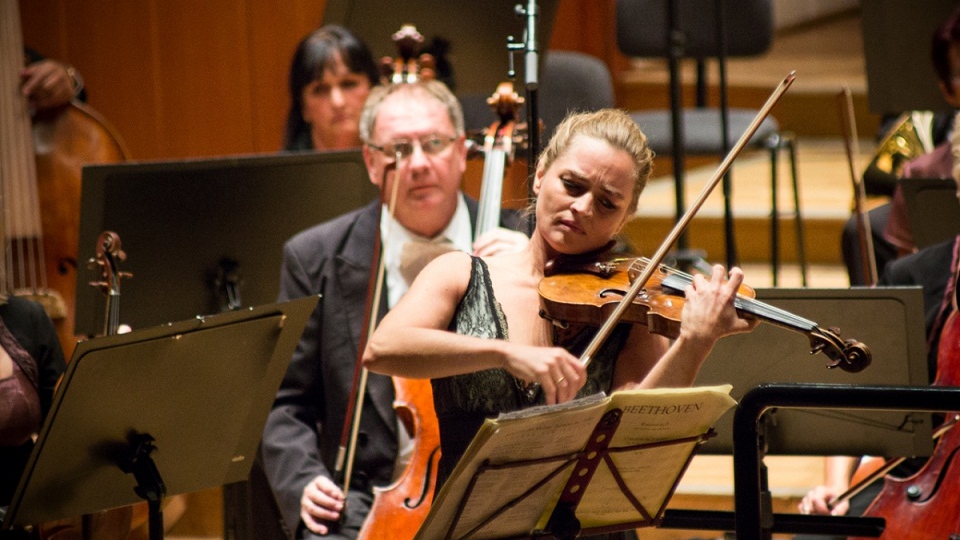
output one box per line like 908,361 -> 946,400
1,296 -> 319,540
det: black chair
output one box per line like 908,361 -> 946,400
616,0 -> 806,285
460,50 -> 614,138
539,50 -> 616,138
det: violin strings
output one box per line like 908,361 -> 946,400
630,258 -> 818,330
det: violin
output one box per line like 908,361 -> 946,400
538,256 -> 871,373
848,257 -> 960,539
37,232 -> 133,540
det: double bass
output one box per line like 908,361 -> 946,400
0,0 -> 129,358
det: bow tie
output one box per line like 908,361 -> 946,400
399,237 -> 456,285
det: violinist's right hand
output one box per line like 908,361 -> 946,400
503,343 -> 586,405
799,485 -> 849,516
300,474 -> 345,535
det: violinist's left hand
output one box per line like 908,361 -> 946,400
680,265 -> 759,345
472,227 -> 528,257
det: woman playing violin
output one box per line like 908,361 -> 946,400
363,109 -> 758,537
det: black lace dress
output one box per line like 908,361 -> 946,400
431,257 -> 637,540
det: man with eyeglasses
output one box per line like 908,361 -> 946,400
261,79 -> 528,540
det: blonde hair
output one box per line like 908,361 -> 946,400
537,109 -> 653,213
359,80 -> 464,143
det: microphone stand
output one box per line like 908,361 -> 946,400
508,0 -> 540,202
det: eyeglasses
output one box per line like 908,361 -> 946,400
367,135 -> 457,160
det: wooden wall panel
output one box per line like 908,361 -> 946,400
62,3 -> 160,159
548,0 -> 628,90
19,0 -> 330,160
247,0 -> 328,151
150,0 -> 256,157
18,0 -> 611,161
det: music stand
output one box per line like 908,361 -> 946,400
1,296 -> 319,539
692,286 -> 933,457
75,150 -> 375,336
415,387 -> 736,540
901,177 -> 960,250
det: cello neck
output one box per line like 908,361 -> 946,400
476,82 -> 523,238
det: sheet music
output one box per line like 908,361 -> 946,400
416,385 -> 735,539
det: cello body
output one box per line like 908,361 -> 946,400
358,377 -> 441,539
850,266 -> 960,539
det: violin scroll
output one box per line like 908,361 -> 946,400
808,326 -> 872,373
87,231 -> 131,337
88,231 -> 131,295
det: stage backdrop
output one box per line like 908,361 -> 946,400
19,0 -> 622,161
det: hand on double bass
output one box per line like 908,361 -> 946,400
301,474 -> 345,535
20,58 -> 79,111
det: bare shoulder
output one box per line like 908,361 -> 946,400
415,250 -> 474,294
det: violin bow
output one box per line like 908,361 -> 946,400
837,85 -> 877,285
336,157 -> 401,500
578,72 -> 796,368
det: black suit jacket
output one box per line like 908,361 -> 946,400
879,235 -> 960,380
261,196 -> 523,533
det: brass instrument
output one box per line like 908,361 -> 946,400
863,111 -> 935,196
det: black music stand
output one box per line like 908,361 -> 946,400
901,177 -> 960,250
75,150 -> 375,336
691,286 -> 933,457
0,296 -> 319,540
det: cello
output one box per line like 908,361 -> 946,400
334,26 -> 441,540
475,81 -> 524,236
347,32 -> 528,540
848,255 -> 960,539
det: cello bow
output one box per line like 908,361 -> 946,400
837,85 -> 878,285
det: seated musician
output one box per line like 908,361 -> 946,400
283,25 -> 379,151
798,110 -> 960,538
261,79 -> 528,539
1,48 -> 72,520
362,109 -> 758,540
843,7 -> 960,285
0,290 -> 67,519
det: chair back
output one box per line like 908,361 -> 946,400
616,0 -> 773,59
540,50 -> 615,137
